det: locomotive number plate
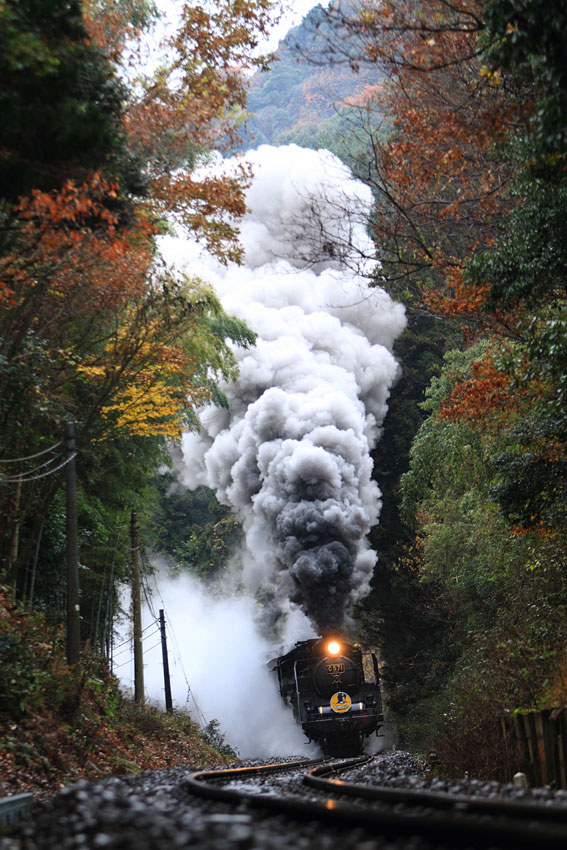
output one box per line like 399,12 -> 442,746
326,663 -> 345,675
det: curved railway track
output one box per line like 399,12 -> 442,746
183,756 -> 567,849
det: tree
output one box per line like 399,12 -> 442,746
91,0 -> 281,263
0,0 -> 140,200
394,344 -> 567,767
0,0 -> 276,633
307,1 -> 567,770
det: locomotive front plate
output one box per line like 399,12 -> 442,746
330,691 -> 352,713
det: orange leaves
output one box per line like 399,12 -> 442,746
1,174 -> 153,321
423,266 -> 491,320
343,83 -> 384,108
357,0 -> 523,330
151,166 -> 250,264
0,0 -> 273,459
439,354 -> 521,427
116,0 -> 279,257
16,174 -> 118,229
0,279 -> 17,307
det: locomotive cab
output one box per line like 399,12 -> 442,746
270,637 -> 383,756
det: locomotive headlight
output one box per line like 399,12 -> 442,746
327,640 -> 341,656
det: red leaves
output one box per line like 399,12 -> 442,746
356,0 -> 527,332
1,174 -> 151,317
440,355 -> 514,425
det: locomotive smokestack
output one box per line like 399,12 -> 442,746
166,144 -> 406,633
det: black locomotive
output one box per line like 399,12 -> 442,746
270,636 -> 383,756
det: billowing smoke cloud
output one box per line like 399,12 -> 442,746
162,144 -> 406,634
116,567 -> 317,757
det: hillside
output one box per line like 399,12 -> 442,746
0,586 -> 231,798
239,3 -> 384,157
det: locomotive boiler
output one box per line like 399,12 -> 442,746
270,637 -> 383,756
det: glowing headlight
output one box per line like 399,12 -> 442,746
327,640 -> 341,656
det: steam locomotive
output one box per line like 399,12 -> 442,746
270,637 -> 383,756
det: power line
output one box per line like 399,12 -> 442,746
140,547 -> 158,620
145,567 -> 210,725
0,440 -> 63,464
2,452 -> 64,478
113,657 -> 134,670
0,452 -> 76,485
187,685 -> 208,727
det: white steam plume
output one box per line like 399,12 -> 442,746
162,144 -> 406,634
117,568 -> 317,757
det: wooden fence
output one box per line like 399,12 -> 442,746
503,708 -> 567,789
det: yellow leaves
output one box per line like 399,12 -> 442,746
97,363 -> 211,439
480,65 -> 502,85
75,282 -> 220,441
77,364 -> 107,379
101,378 -> 187,439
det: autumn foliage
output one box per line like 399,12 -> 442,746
0,586 -> 229,796
331,0 -> 529,331
0,0 -> 272,597
338,0 -> 567,774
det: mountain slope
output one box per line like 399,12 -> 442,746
239,3 -> 384,155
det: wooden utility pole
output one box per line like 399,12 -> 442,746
8,476 -> 22,584
130,511 -> 144,704
159,609 -> 173,714
65,422 -> 80,666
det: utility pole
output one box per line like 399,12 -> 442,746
8,476 -> 22,584
65,422 -> 80,666
130,511 -> 144,704
159,609 -> 173,714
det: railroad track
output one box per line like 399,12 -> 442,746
183,756 -> 567,848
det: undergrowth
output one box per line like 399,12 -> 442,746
0,586 -> 232,797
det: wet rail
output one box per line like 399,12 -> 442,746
183,756 -> 567,848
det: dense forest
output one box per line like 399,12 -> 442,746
297,0 -> 567,776
2,0 -> 567,786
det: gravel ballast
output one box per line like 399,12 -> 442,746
3,750 -> 567,850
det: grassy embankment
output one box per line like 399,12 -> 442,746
0,587 -> 231,798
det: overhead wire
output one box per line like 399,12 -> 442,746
0,452 -> 77,484
0,452 -> 64,478
112,657 -> 134,670
117,544 -> 210,728
0,440 -> 63,464
145,563 -> 209,725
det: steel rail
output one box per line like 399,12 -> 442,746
307,760 -> 567,821
183,756 -> 567,848
183,757 -> 359,804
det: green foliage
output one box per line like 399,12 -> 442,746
357,313 -> 461,741
200,718 -> 238,759
490,418 -> 567,532
387,343 -> 567,764
239,3 -> 384,152
150,478 -> 242,580
0,0 -> 142,199
0,587 -> 231,793
0,589 -> 71,718
467,174 -> 567,306
484,0 -> 567,157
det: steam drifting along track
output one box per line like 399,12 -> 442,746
183,756 -> 567,848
